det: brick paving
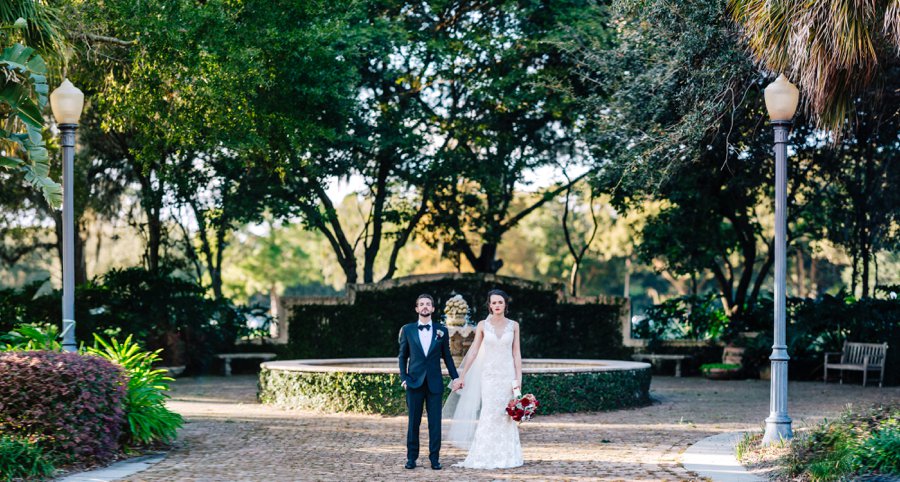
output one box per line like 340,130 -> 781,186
121,376 -> 900,482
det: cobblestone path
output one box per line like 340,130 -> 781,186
122,376 -> 900,481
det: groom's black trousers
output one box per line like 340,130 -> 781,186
406,384 -> 442,464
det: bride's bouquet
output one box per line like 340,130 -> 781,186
506,393 -> 539,423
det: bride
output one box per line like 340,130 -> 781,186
444,289 -> 524,469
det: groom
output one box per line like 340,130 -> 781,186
398,294 -> 461,470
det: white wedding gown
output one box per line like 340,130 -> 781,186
447,319 -> 523,469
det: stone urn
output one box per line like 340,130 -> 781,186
447,324 -> 476,367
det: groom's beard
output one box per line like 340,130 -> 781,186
417,309 -> 432,320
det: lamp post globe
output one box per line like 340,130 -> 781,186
50,79 -> 84,353
50,79 -> 85,125
761,73 -> 798,445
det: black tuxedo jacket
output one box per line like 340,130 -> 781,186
398,322 -> 459,393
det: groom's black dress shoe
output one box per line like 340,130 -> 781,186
431,462 -> 443,470
404,461 -> 416,469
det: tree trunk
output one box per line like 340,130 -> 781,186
381,194 -> 429,281
137,170 -> 164,275
363,159 -> 391,283
809,255 -> 818,297
569,261 -> 580,297
210,222 -> 227,300
624,257 -> 632,298
312,185 -> 358,285
861,230 -> 871,298
471,243 -> 501,273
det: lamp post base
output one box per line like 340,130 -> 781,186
763,415 -> 793,445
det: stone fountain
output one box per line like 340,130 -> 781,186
442,294 -> 476,366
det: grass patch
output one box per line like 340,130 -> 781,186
0,435 -> 56,481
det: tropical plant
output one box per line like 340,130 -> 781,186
0,322 -> 60,351
728,0 -> 900,135
0,39 -> 60,206
85,334 -> 183,446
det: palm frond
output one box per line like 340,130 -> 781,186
728,0 -> 900,137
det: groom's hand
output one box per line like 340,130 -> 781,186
401,380 -> 407,389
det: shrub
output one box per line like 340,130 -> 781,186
258,366 -> 651,415
630,292 -> 899,383
635,293 -> 729,347
700,363 -> 740,372
0,435 -> 56,482
0,351 -> 126,464
786,404 -> 900,479
85,335 -> 183,446
856,425 -> 900,475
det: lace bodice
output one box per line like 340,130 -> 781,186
480,319 -> 516,384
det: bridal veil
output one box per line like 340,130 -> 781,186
442,337 -> 485,450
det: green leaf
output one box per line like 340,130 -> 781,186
0,157 -> 23,168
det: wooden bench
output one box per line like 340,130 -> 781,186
631,353 -> 692,377
215,353 -> 277,376
824,342 -> 889,387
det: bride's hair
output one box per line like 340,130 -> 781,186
485,289 -> 511,315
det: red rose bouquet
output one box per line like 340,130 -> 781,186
506,393 -> 539,423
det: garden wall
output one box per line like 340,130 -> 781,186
277,273 -> 632,360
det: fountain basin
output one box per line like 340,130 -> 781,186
259,358 -> 651,415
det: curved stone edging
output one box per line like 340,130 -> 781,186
683,432 -> 765,481
57,453 -> 167,482
259,358 -> 652,415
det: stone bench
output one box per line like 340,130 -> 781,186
216,353 -> 277,376
824,341 -> 889,387
631,353 -> 693,377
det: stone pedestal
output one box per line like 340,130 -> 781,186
447,324 -> 476,367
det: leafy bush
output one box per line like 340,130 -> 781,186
741,294 -> 900,383
0,351 -> 126,464
0,435 -> 56,482
785,405 -> 900,480
286,274 -> 628,360
258,366 -> 651,415
700,363 -> 740,372
0,323 -> 61,351
630,292 -> 899,383
85,335 -> 183,447
856,425 -> 900,475
634,293 -> 729,348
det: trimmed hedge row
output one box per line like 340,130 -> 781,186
285,274 -> 629,360
0,351 -> 126,464
258,366 -> 651,415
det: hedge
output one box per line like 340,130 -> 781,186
285,274 -> 629,360
258,366 -> 651,415
0,351 -> 126,464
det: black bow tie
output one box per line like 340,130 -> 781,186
418,324 -> 431,331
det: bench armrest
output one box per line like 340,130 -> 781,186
823,352 -> 841,363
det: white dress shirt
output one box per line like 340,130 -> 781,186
417,321 -> 432,355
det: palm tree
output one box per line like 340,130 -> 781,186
728,0 -> 900,136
